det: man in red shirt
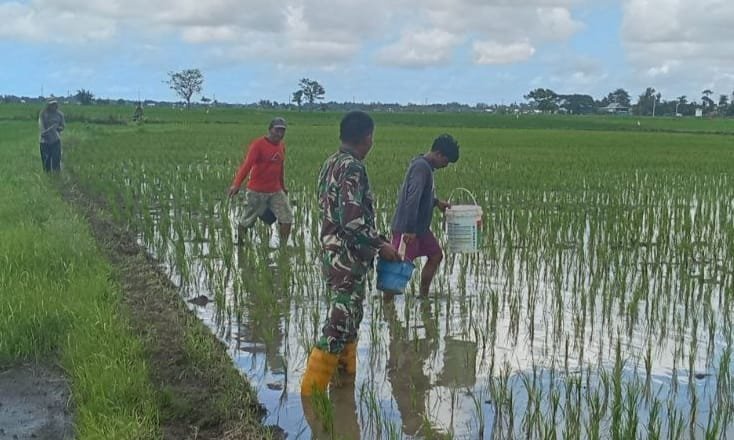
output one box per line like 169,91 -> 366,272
228,117 -> 294,244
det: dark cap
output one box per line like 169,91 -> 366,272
269,117 -> 287,129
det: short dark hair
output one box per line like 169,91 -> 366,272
340,111 -> 374,145
431,134 -> 460,163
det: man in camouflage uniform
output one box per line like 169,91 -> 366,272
301,111 -> 401,397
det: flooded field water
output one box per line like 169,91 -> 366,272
141,185 -> 733,439
67,121 -> 734,439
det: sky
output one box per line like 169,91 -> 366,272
2,0 -> 734,105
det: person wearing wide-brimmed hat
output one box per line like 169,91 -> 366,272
38,99 -> 65,172
227,117 -> 294,245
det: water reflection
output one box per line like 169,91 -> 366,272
136,191 -> 734,439
301,384 -> 361,440
384,298 -> 440,437
234,244 -> 289,382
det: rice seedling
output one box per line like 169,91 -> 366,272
53,108 -> 734,438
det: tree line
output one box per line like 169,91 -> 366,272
5,66 -> 734,117
525,87 -> 734,117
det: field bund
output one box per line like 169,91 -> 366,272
4,104 -> 733,439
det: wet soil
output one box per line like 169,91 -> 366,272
0,363 -> 73,440
58,180 -> 272,440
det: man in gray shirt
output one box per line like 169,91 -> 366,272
38,99 -> 65,172
388,134 -> 460,298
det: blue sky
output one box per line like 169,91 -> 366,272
2,0 -> 733,105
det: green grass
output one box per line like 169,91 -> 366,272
46,106 -> 733,437
3,102 -> 733,438
4,101 -> 734,134
0,121 -> 159,438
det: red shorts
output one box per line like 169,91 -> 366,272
391,231 -> 442,262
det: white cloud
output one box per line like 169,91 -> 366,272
285,40 -> 360,64
535,7 -> 585,40
297,0 -> 393,37
376,29 -> 461,68
646,62 -> 676,78
621,0 -> 734,96
473,40 -> 535,65
0,0 -> 586,69
423,2 -> 583,42
523,53 -> 611,97
181,26 -> 240,44
0,2 -> 117,43
375,1 -> 583,68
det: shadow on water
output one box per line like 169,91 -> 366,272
135,189 -> 733,439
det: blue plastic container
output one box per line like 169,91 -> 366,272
376,258 -> 415,294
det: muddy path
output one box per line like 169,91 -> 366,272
58,179 -> 278,440
0,364 -> 73,440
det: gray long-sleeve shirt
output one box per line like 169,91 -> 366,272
38,110 -> 65,144
391,155 -> 437,235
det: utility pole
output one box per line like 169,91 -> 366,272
652,92 -> 661,117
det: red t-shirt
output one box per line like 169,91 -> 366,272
231,136 -> 285,193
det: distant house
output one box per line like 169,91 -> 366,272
599,102 -> 630,114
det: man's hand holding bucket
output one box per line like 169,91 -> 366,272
379,243 -> 402,261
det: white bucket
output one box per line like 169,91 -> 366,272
445,188 -> 483,254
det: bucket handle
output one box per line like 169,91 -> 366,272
447,187 -> 479,206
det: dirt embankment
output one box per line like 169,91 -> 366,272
59,180 -> 280,440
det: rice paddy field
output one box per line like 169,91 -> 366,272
18,104 -> 734,439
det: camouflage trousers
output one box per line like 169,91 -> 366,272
316,280 -> 366,354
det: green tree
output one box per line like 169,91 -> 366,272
701,89 -> 714,114
165,69 -> 204,108
75,89 -> 94,105
604,88 -> 631,107
717,94 -> 728,114
297,78 -> 326,105
292,89 -> 304,109
524,88 -> 558,112
558,94 -> 595,115
635,87 -> 659,116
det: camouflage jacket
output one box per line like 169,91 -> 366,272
318,146 -> 386,292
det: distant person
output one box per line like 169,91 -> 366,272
227,117 -> 293,245
386,134 -> 459,299
301,111 -> 401,396
38,99 -> 65,172
132,102 -> 144,122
